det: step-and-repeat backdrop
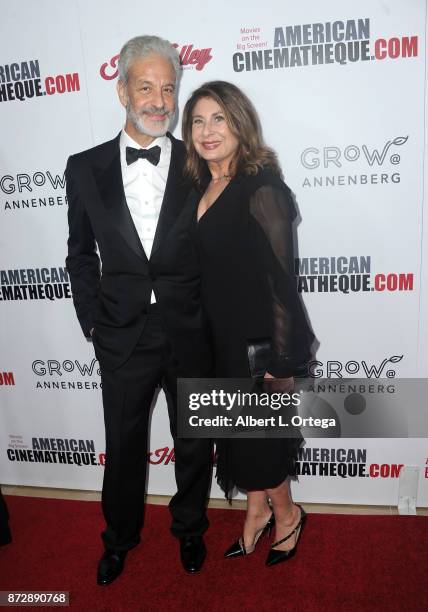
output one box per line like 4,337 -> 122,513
1,0 -> 427,505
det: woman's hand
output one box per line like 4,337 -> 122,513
263,372 -> 294,393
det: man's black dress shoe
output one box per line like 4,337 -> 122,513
97,549 -> 127,585
179,536 -> 206,573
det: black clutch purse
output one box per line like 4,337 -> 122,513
246,338 -> 271,380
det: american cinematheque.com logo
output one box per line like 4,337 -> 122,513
6,435 -> 177,469
6,435 -> 103,467
0,267 -> 71,302
1,169 -> 66,212
296,446 -> 405,479
0,59 -> 80,103
232,18 -> 418,71
295,255 -> 414,294
100,41 -> 213,80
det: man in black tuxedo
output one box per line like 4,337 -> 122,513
66,35 -> 212,585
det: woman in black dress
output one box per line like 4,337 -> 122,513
182,81 -> 314,566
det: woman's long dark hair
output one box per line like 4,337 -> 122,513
182,80 -> 280,187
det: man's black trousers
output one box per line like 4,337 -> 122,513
96,306 -> 212,552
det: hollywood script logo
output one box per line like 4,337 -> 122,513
100,43 -> 213,80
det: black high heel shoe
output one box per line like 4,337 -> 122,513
265,504 -> 306,567
224,513 -> 275,558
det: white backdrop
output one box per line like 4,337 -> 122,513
1,0 -> 427,506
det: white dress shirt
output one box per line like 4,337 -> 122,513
120,129 -> 171,303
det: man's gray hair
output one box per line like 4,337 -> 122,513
118,35 -> 180,83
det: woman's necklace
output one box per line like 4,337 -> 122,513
210,174 -> 233,182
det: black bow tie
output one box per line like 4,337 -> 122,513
126,145 -> 161,166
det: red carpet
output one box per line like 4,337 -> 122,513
0,496 -> 427,612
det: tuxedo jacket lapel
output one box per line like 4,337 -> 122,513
93,135 -> 148,263
151,135 -> 188,258
93,132 -> 187,263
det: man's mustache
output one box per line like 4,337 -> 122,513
140,105 -> 172,118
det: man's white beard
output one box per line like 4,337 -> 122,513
127,102 -> 174,138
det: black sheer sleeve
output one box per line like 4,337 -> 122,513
249,180 -> 314,377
